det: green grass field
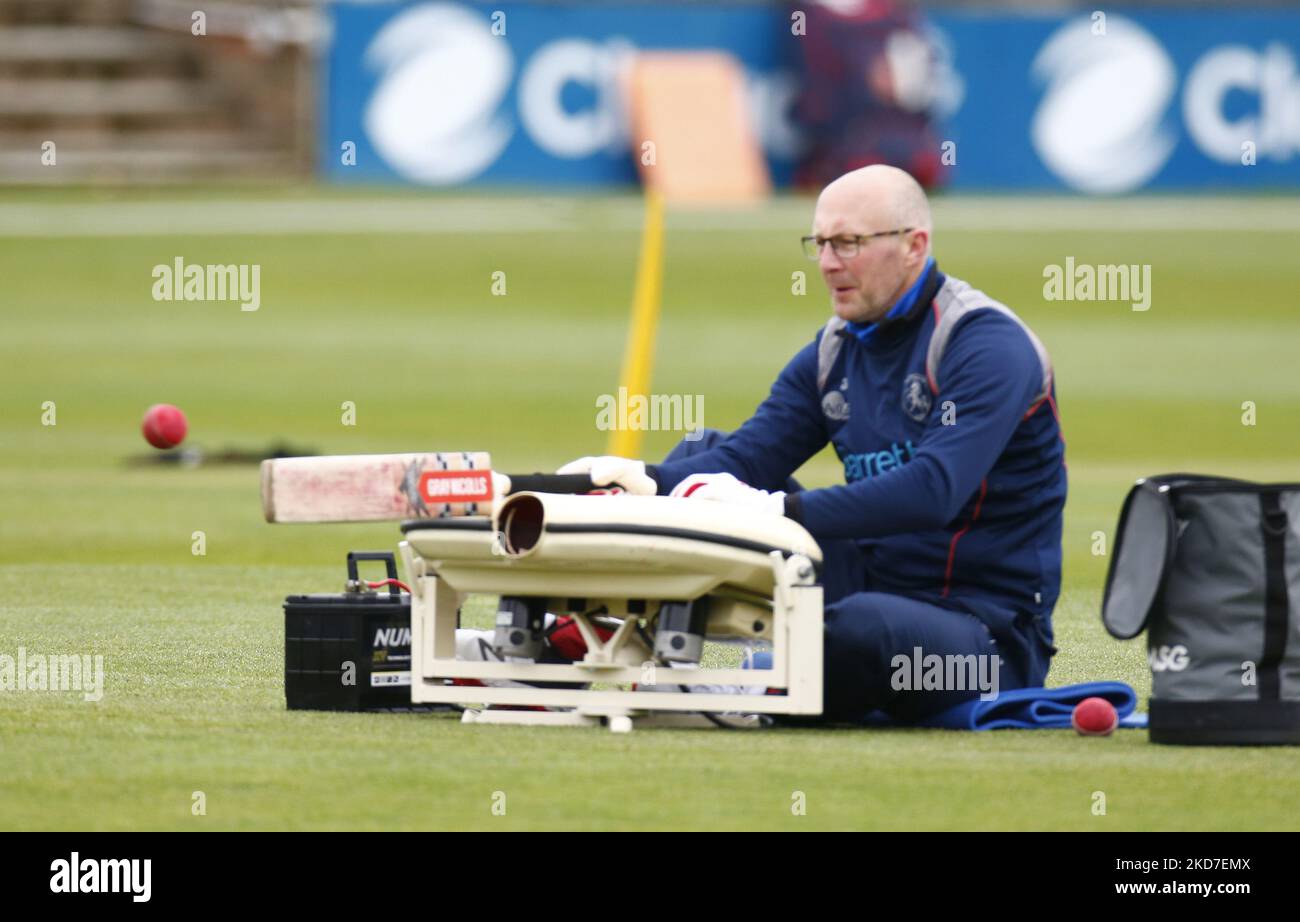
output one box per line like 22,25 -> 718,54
2,189 -> 1299,830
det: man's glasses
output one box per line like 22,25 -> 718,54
801,228 -> 914,260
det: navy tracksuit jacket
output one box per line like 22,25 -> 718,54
649,262 -> 1067,722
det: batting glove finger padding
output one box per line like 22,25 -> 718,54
669,472 -> 786,516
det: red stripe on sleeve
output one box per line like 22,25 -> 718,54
942,478 -> 988,598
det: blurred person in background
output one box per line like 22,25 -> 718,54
792,0 -> 957,190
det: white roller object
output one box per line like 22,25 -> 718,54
494,493 -> 821,562
401,492 -> 826,728
403,493 -> 821,600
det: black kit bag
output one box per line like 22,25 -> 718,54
1102,474 -> 1300,745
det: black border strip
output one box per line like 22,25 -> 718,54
399,518 -> 492,533
1150,698 -> 1300,745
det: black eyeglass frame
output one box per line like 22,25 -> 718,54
801,228 -> 916,259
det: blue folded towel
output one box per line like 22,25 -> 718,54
744,653 -> 1145,729
917,681 -> 1146,730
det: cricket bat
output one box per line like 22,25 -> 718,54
260,452 -> 596,523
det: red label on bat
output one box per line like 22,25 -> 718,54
418,470 -> 494,504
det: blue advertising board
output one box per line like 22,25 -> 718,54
321,2 -> 1300,192
937,10 -> 1300,191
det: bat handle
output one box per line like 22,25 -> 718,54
504,473 -> 598,495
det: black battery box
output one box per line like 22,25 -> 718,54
284,551 -> 434,711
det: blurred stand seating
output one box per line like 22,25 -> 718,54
0,0 -> 322,183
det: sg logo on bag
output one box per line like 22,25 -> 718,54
1149,644 -> 1190,672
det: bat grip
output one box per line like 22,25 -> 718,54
504,473 -> 597,495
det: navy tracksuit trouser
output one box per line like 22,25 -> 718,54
662,430 -> 1028,723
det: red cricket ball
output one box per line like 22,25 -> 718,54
142,403 -> 188,450
1072,696 -> 1119,736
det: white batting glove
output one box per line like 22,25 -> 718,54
670,472 -> 786,516
485,471 -> 515,519
556,455 -> 658,496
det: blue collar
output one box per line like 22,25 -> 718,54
844,257 -> 936,344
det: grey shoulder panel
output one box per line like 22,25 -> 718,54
815,316 -> 848,393
926,276 -> 1053,403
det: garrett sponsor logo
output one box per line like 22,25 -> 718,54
418,471 -> 493,504
841,440 -> 917,482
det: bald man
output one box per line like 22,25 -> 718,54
560,166 -> 1067,723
